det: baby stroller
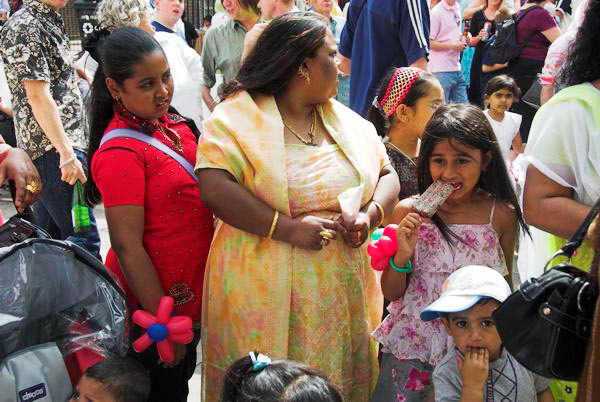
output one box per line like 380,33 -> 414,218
0,217 -> 128,401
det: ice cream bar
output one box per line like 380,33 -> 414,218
413,180 -> 455,217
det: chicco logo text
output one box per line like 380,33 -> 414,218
18,383 -> 47,402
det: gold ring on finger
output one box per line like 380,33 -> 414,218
319,230 -> 334,239
25,181 -> 39,194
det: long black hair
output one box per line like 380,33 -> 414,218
221,352 -> 342,402
560,0 -> 600,86
366,67 -> 437,138
221,12 -> 328,100
417,104 -> 529,242
84,27 -> 165,207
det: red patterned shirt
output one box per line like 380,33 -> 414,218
92,106 -> 214,325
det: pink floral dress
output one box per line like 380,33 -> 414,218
372,202 -> 507,401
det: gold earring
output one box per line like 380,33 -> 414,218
298,67 -> 310,85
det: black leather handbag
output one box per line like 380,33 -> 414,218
493,199 -> 600,381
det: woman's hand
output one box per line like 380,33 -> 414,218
393,212 -> 422,264
337,212 -> 370,248
478,28 -> 488,40
288,215 -> 339,250
0,147 -> 42,213
59,151 -> 87,185
451,41 -> 468,51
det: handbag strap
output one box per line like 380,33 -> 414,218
514,6 -> 542,49
99,128 -> 198,183
545,197 -> 600,270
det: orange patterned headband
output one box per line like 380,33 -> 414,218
373,67 -> 423,118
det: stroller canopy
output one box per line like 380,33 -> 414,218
0,239 -> 128,362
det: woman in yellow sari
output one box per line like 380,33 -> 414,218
195,12 -> 399,402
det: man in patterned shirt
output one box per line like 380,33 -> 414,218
0,0 -> 100,256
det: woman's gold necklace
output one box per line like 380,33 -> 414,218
282,108 -> 317,146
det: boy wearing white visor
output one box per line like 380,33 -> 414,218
420,265 -> 554,402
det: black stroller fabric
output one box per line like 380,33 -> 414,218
0,238 -> 129,362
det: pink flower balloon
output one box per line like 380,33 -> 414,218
367,224 -> 399,271
132,296 -> 194,363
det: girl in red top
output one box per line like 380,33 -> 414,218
84,27 -> 214,402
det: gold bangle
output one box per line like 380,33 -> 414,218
371,201 -> 385,228
267,210 -> 279,239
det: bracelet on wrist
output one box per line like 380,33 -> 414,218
389,256 -> 412,273
267,210 -> 279,239
59,155 -> 77,169
371,200 -> 385,228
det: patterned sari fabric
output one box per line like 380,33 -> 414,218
195,92 -> 388,401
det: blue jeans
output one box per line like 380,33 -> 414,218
435,71 -> 468,104
32,150 -> 101,258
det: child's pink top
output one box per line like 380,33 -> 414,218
429,0 -> 462,73
372,201 -> 508,366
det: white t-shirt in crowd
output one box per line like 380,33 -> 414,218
0,61 -> 11,108
154,32 -> 204,128
484,110 -> 521,161
77,33 -> 204,129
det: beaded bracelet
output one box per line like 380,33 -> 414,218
389,256 -> 412,273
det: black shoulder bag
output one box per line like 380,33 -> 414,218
493,198 -> 600,380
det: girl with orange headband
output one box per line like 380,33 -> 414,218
367,67 -> 444,205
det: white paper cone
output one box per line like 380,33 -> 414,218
338,184 -> 364,223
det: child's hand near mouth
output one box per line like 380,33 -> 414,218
458,347 -> 490,401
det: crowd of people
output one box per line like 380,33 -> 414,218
0,0 -> 599,401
